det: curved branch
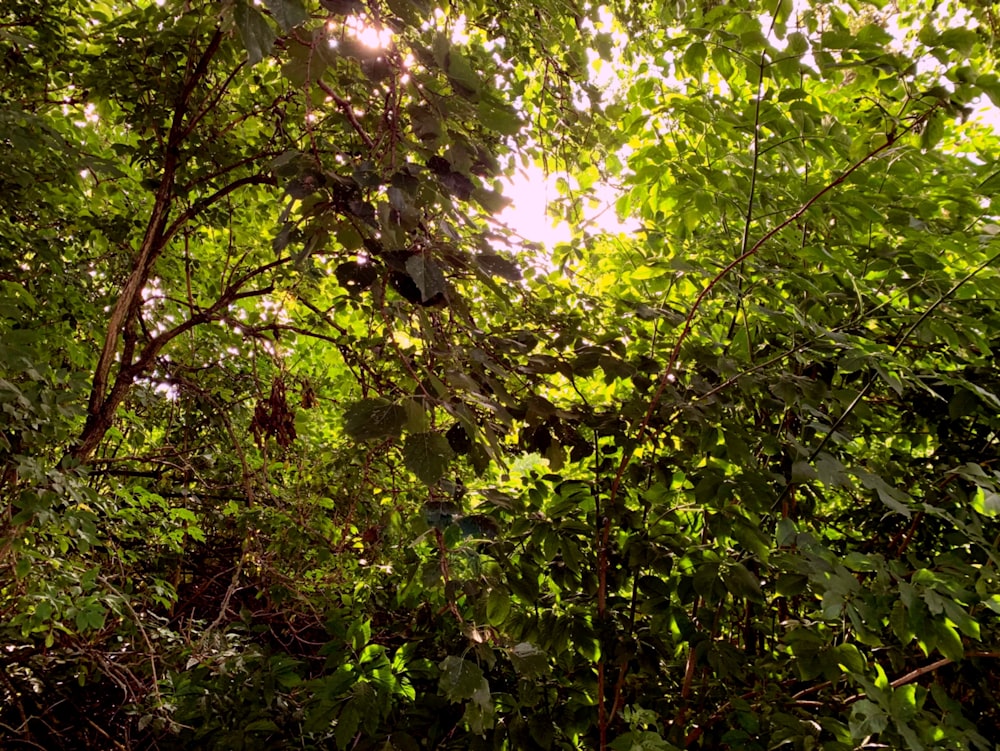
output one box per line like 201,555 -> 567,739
72,258 -> 290,461
84,29 -> 226,437
161,174 -> 276,247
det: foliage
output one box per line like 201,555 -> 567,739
3,0 -> 1000,748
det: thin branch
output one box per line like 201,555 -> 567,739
161,174 -> 276,248
316,79 -> 375,148
181,56 -> 247,140
594,105 -> 939,747
609,107 -> 938,509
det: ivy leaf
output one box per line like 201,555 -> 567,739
438,656 -> 484,702
234,1 -> 276,65
343,399 -> 407,441
403,432 -> 454,485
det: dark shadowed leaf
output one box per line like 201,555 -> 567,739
234,1 -> 276,65
403,432 -> 454,485
475,253 -> 521,281
438,656 -> 484,702
343,399 -> 407,441
405,254 -> 447,303
335,261 -> 378,293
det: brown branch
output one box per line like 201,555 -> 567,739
843,658 -> 951,706
161,174 -> 276,247
72,258 -> 288,461
82,30 -> 226,453
316,79 -> 375,148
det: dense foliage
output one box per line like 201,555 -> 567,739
4,0 -> 1000,748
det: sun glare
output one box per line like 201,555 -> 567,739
344,15 -> 394,49
499,166 -> 638,247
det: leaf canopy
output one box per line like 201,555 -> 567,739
3,0 -> 1000,749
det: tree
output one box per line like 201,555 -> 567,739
3,0 -> 1000,748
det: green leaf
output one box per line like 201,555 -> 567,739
682,42 -> 707,77
850,699 -> 889,738
234,1 -> 276,65
343,399 -> 407,441
508,642 -> 548,678
858,471 -> 913,518
261,0 -> 308,32
938,27 -> 978,57
486,587 -> 510,625
723,562 -> 764,603
438,656 -> 484,702
477,99 -> 522,135
445,50 -> 482,97
712,46 -> 734,79
335,702 -> 361,749
405,254 -> 447,303
15,557 -> 31,578
933,620 -> 965,662
402,432 -> 454,485
920,111 -> 945,151
245,719 -> 282,732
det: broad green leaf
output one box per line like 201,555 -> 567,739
261,0 -> 307,32
343,399 -> 407,441
508,642 -> 548,678
438,656 -> 484,702
234,1 -> 276,65
934,620 -> 965,662
850,699 -> 889,738
477,99 -> 522,135
938,27 -> 978,56
486,587 -> 510,625
682,42 -> 707,78
446,50 -> 481,97
920,111 -> 945,151
402,432 -> 454,485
